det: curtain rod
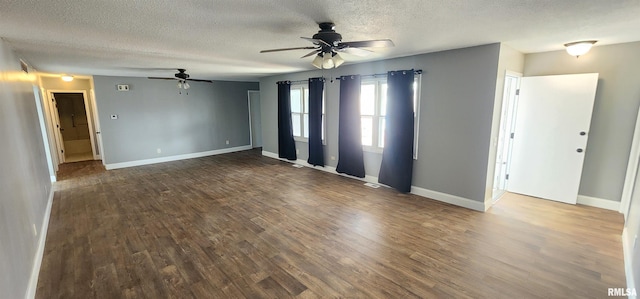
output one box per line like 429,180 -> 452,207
334,69 -> 422,81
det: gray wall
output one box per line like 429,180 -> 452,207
524,41 -> 640,202
0,39 -> 52,298
260,44 -> 500,202
93,76 -> 258,165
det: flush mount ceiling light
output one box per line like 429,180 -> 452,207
61,75 -> 73,82
564,40 -> 597,58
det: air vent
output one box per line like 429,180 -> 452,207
292,164 -> 304,168
20,59 -> 28,73
364,182 -> 380,188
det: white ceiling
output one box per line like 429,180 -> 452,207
1,0 -> 639,81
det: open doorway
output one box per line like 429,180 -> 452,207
52,92 -> 95,163
492,72 -> 521,201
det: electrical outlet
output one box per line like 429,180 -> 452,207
110,114 -> 118,120
296,149 -> 299,154
225,140 -> 229,145
331,156 -> 336,160
157,148 -> 161,154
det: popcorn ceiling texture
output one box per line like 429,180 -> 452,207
0,0 -> 639,80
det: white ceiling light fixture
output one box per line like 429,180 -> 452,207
61,75 -> 73,82
312,51 -> 344,69
564,40 -> 597,58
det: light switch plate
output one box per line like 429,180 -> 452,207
117,84 -> 129,91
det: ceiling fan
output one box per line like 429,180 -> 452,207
148,69 -> 213,89
260,22 -> 394,69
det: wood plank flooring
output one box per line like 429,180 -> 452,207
36,149 -> 626,298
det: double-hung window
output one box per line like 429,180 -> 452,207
360,76 -> 421,158
290,85 -> 325,142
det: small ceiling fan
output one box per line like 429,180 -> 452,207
148,69 -> 213,89
260,22 -> 394,69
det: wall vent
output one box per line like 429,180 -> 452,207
292,164 -> 304,168
20,59 -> 28,73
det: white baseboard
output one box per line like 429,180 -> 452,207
577,195 -> 621,211
411,186 -> 486,212
25,188 -> 54,299
106,145 -> 252,170
262,151 -> 484,212
622,228 -> 636,297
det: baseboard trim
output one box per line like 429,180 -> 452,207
262,151 -> 484,212
411,186 -> 487,212
25,188 -> 54,299
577,195 -> 620,211
622,228 -> 636,296
106,145 -> 253,170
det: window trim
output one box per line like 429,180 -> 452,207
359,74 -> 421,160
290,84 -> 326,144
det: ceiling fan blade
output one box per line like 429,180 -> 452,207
337,47 -> 373,57
260,46 -> 317,53
301,50 -> 321,58
301,37 -> 332,48
148,77 -> 177,80
340,39 -> 395,48
186,78 -> 214,83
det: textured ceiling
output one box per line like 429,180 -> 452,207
1,0 -> 639,81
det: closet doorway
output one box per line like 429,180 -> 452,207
51,92 -> 96,163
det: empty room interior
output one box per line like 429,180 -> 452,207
2,1 -> 640,298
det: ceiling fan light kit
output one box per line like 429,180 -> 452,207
148,69 -> 213,90
261,22 -> 394,69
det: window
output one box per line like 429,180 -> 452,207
360,76 -> 421,158
290,85 -> 325,142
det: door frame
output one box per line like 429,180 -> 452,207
247,90 -> 261,148
47,90 -> 97,163
620,106 -> 640,219
491,71 -> 522,202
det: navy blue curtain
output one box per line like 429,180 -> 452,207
378,70 -> 415,192
307,77 -> 325,166
336,75 -> 365,178
277,81 -> 297,160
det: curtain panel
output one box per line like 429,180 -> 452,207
307,77 -> 325,166
336,75 -> 366,178
277,81 -> 297,160
378,70 -> 415,192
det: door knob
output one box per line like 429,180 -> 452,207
577,148 -> 584,153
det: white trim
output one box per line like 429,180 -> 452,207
106,145 -> 252,170
622,228 -> 636,296
411,186 -> 487,212
620,106 -> 640,219
262,151 -> 484,212
50,176 -> 56,183
25,188 -> 54,299
576,195 -> 621,211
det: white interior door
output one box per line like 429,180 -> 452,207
508,73 -> 599,204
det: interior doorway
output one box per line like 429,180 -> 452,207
52,92 -> 95,163
492,72 -> 521,201
248,90 -> 262,148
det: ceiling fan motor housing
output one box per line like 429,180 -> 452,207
313,22 -> 342,52
175,69 -> 190,80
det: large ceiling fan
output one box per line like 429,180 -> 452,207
260,22 -> 394,69
148,69 -> 213,89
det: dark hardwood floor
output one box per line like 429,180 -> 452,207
36,149 -> 626,298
